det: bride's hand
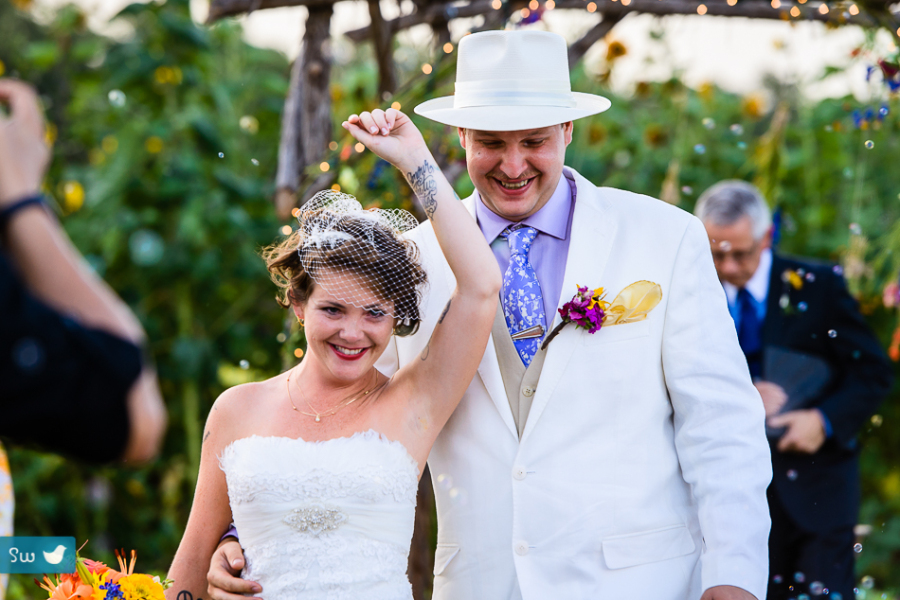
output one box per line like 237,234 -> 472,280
341,108 -> 430,172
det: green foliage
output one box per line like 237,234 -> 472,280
3,2 -> 900,596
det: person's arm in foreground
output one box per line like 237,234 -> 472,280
661,218 -> 772,600
343,107 -> 500,440
0,78 -> 166,463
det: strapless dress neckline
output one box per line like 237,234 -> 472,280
220,429 -> 419,600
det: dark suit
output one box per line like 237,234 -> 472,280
758,254 -> 893,599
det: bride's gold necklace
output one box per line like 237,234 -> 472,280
286,368 -> 381,423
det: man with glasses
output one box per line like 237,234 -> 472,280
696,180 -> 893,600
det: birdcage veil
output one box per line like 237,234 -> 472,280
296,190 -> 424,324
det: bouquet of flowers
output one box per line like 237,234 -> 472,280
36,546 -> 172,600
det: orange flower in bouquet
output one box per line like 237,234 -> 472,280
37,546 -> 171,600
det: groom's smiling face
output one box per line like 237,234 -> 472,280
459,123 -> 573,222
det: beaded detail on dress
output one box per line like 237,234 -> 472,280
220,431 -> 419,600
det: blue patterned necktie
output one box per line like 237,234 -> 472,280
736,287 -> 762,378
500,225 -> 547,367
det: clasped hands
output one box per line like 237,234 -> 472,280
755,381 -> 826,454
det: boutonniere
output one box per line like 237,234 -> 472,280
541,281 -> 663,350
779,268 -> 810,314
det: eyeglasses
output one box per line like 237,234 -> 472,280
710,240 -> 761,265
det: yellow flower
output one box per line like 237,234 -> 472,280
118,574 -> 165,600
587,287 -> 607,310
782,269 -> 803,290
61,181 -> 85,212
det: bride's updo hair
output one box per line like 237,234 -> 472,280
262,193 -> 428,337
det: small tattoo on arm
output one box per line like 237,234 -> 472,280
203,430 -> 211,444
438,299 -> 452,324
407,161 -> 438,220
177,591 -> 196,600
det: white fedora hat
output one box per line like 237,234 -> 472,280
414,30 -> 611,131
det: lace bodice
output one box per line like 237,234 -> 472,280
220,431 -> 419,600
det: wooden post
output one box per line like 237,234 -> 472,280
368,0 -> 398,99
274,4 -> 335,219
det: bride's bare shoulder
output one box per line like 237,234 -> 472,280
204,374 -> 286,440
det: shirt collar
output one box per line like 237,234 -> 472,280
723,248 -> 773,305
474,173 -> 572,243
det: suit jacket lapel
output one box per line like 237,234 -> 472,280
521,171 -> 618,443
763,253 -> 787,347
454,195 -> 518,439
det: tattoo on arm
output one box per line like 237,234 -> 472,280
420,300 -> 452,361
407,161 -> 438,220
438,299 -> 452,324
203,430 -> 211,444
177,591 -> 198,600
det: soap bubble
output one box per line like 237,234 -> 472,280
828,330 -> 838,338
436,473 -> 453,490
702,117 -> 716,129
218,152 -> 225,158
865,140 -> 874,149
798,302 -> 808,312
276,333 -> 287,343
448,487 -> 468,506
129,229 -> 164,266
871,414 -> 883,426
737,141 -> 748,150
773,575 -> 783,584
798,594 -> 810,600
730,124 -> 744,135
108,89 -> 126,107
251,158 -> 260,166
681,186 -> 693,195
861,576 -> 875,589
854,542 -> 863,553
833,265 -> 844,276
849,223 -> 862,235
805,272 -> 816,282
809,581 -> 825,595
794,571 -> 805,583
239,360 -> 250,370
693,143 -> 706,154
787,469 -> 798,481
879,106 -> 889,118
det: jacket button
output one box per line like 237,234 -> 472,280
513,466 -> 527,480
515,541 -> 529,556
522,386 -> 535,397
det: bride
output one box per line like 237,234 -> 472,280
165,108 -> 501,600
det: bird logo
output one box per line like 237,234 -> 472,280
43,545 -> 66,565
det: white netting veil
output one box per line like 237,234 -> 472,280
296,190 -> 425,326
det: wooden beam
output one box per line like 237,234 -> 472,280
206,0 -> 337,23
344,0 -> 879,41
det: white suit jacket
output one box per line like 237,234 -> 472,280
377,168 -> 772,600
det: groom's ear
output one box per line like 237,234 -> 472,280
458,127 -> 467,149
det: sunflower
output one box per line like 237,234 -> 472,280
117,575 -> 165,600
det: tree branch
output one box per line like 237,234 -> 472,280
567,15 -> 622,66
207,0 -> 335,24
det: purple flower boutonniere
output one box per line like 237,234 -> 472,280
540,280 -> 663,350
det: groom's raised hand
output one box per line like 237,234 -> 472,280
701,585 -> 757,600
206,539 -> 261,600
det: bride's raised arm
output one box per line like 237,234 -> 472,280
342,109 -> 501,432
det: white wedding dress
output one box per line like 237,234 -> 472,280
220,431 -> 419,600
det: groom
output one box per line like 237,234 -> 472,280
208,30 -> 771,600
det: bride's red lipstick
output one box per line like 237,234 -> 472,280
331,344 -> 369,361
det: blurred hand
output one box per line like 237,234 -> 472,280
754,381 -> 788,417
0,79 -> 51,205
341,108 -> 430,173
700,585 -> 757,600
768,409 -> 826,454
207,539 -> 261,600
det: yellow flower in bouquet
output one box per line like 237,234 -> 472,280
37,547 -> 171,600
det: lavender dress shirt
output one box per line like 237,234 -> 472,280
474,169 -> 577,327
